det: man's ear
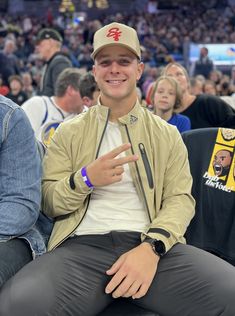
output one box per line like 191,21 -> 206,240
92,65 -> 98,83
66,85 -> 80,97
66,85 -> 73,96
137,62 -> 144,81
82,96 -> 92,107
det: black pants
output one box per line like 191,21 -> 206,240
0,232 -> 235,316
0,239 -> 32,289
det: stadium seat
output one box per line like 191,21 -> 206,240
182,128 -> 235,266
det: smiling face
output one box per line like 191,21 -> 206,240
92,45 -> 144,110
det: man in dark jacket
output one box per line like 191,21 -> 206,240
36,28 -> 72,96
193,47 -> 214,79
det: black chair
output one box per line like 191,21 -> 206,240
98,298 -> 159,316
182,128 -> 235,266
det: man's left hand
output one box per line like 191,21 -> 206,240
105,242 -> 160,299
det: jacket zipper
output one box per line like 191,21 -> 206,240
138,143 -> 154,189
124,125 -> 152,222
51,109 -> 110,250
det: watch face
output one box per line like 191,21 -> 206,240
154,240 -> 166,256
144,238 -> 166,256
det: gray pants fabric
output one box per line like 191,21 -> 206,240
0,239 -> 32,289
0,232 -> 235,316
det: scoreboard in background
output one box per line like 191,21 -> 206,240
189,43 -> 235,66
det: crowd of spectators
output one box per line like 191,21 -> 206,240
2,1 -> 235,104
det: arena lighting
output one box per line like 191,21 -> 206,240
59,0 -> 75,13
85,0 -> 109,9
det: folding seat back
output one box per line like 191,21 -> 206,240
182,128 -> 235,266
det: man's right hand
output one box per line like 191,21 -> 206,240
86,143 -> 138,187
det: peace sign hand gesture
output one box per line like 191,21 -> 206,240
86,143 -> 138,187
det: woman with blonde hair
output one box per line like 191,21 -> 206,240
162,62 -> 235,129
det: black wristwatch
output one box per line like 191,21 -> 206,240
144,238 -> 166,257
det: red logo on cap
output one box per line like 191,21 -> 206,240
106,27 -> 122,41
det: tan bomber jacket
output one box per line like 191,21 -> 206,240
42,100 -> 195,251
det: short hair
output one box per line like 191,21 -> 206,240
202,46 -> 208,54
8,75 -> 23,87
151,75 -> 182,111
55,68 -> 81,97
79,72 -> 99,99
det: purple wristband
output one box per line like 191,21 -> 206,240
81,167 -> 94,188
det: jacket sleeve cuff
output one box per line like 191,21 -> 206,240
69,170 -> 93,194
141,229 -> 175,253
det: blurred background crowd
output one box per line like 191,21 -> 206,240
1,0 -> 235,107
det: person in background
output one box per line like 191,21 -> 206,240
36,28 -> 72,97
0,75 -> 9,96
190,77 -> 203,96
1,39 -> 20,76
79,71 -> 100,108
162,62 -> 235,129
0,95 -> 46,289
209,69 -> 222,86
6,75 -> 28,105
218,76 -> 235,96
1,22 -> 235,316
152,76 -> 191,133
203,79 -> 217,95
22,68 -> 85,146
21,72 -> 36,99
193,46 -> 214,79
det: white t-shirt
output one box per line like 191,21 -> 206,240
75,121 -> 150,236
22,96 -> 77,146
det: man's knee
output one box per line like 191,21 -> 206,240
216,273 -> 235,315
0,277 -> 52,316
0,283 -> 23,316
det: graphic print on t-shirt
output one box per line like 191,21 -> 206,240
41,121 -> 61,146
203,128 -> 235,192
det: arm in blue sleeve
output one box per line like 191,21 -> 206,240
0,108 -> 42,236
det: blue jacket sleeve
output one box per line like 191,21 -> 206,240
0,107 -> 42,236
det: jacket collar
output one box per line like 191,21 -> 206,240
96,97 -> 141,126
